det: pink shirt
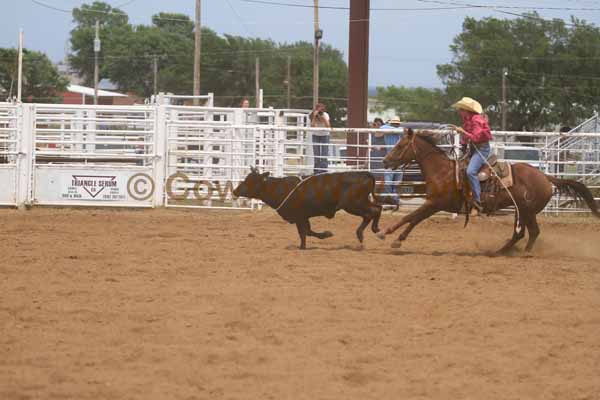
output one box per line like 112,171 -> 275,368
460,113 -> 492,145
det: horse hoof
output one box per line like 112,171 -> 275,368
376,232 -> 386,240
391,240 -> 402,249
323,231 -> 334,238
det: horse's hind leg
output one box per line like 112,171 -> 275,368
497,215 -> 526,254
524,215 -> 540,252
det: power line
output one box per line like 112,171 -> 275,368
242,0 -> 600,12
239,0 -> 473,11
29,0 -> 192,22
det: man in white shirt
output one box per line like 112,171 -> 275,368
310,103 -> 331,174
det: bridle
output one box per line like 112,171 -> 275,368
389,133 -> 440,169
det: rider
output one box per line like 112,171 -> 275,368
451,97 -> 492,212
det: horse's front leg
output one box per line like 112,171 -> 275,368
377,202 -> 437,246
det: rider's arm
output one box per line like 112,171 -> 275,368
462,117 -> 489,143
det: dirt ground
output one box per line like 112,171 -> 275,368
1,207 -> 599,400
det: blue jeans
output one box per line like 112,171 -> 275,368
312,135 -> 329,174
384,170 -> 404,197
467,142 -> 491,202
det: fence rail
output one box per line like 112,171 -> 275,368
1,102 -> 599,214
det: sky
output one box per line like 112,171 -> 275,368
3,0 -> 600,88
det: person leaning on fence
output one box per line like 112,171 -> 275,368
380,116 -> 404,206
451,97 -> 493,213
310,103 -> 331,174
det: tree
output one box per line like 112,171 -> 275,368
372,86 -> 457,123
437,14 -> 600,131
0,48 -> 68,102
67,2 -> 349,124
69,1 -> 131,86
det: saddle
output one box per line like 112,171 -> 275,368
456,154 -> 514,215
476,154 -> 513,187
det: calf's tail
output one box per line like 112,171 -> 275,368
546,175 -> 600,218
368,173 -> 386,206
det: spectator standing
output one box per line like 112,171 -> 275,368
310,103 -> 331,174
381,116 -> 404,205
369,117 -> 386,179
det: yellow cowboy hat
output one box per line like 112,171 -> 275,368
388,116 -> 402,124
452,97 -> 483,114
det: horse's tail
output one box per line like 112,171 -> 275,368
546,175 -> 600,218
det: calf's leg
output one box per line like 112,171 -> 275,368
307,219 -> 333,239
295,219 -> 309,249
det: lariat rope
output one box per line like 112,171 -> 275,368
470,140 -> 522,234
274,174 -> 319,212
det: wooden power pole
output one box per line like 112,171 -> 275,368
17,29 -> 23,103
313,0 -> 321,108
347,0 -> 370,162
255,57 -> 260,107
153,55 -> 159,95
502,67 -> 508,130
286,55 -> 291,109
94,21 -> 100,105
193,0 -> 201,105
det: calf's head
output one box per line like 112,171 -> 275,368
233,167 -> 270,199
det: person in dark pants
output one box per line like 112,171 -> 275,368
369,117 -> 386,192
380,116 -> 404,206
310,103 -> 331,174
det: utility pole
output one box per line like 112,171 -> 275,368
255,57 -> 260,108
313,0 -> 322,108
94,20 -> 100,105
153,55 -> 159,95
502,67 -> 508,131
286,55 -> 291,109
17,29 -> 23,103
347,0 -> 370,165
193,0 -> 202,105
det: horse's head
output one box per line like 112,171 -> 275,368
383,128 -> 417,170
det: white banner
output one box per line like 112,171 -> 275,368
34,167 -> 155,206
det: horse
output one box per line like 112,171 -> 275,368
377,129 -> 600,254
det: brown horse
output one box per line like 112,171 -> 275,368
377,129 -> 600,254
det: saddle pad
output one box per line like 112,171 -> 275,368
493,161 -> 510,178
496,161 -> 513,188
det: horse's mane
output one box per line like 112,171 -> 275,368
415,130 -> 449,156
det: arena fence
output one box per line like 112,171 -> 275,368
1,102 -> 599,214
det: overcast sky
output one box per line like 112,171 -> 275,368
3,0 -> 600,88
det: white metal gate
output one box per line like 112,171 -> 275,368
0,103 -> 20,205
30,104 -> 161,207
164,106 -> 258,209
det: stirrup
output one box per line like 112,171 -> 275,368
472,201 -> 483,212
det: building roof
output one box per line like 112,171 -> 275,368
66,84 -> 127,97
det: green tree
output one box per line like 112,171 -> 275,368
0,48 -> 68,102
437,14 -> 600,131
69,1 -> 131,86
372,86 -> 457,123
67,2 -> 349,124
